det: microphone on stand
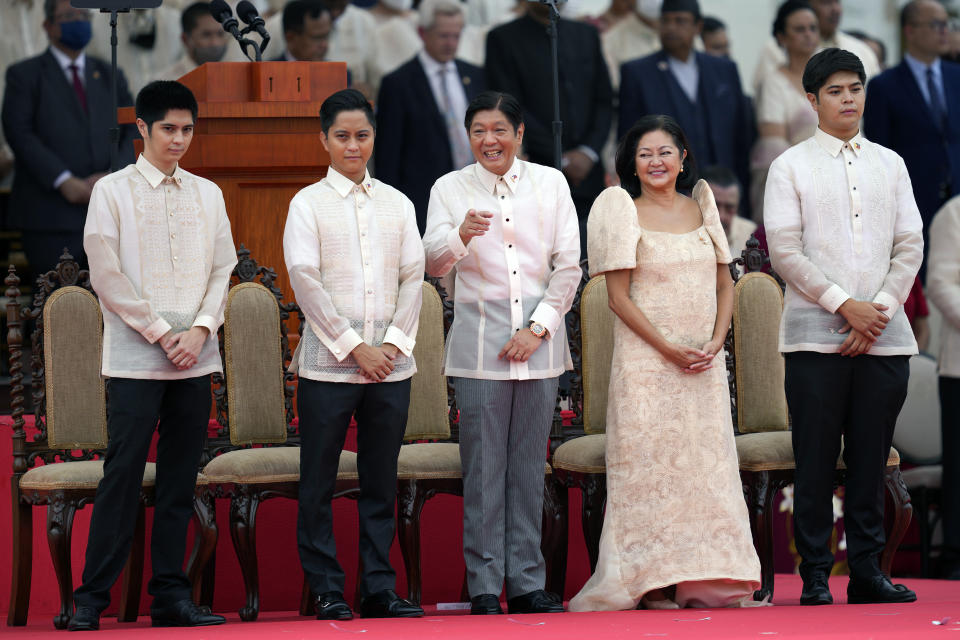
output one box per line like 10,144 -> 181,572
236,0 -> 271,54
209,0 -> 261,61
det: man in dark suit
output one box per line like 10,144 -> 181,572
375,0 -> 484,233
1,0 -> 135,273
864,0 -> 960,279
618,0 -> 751,201
484,1 -> 611,252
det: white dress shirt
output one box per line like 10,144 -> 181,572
764,128 -> 924,355
48,47 -> 88,189
928,196 -> 960,377
283,166 -> 424,384
423,158 -> 581,380
419,50 -> 468,126
328,4 -> 381,89
904,52 -> 944,110
83,155 -> 238,379
668,53 -> 699,103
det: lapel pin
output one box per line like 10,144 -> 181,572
463,76 -> 471,86
92,70 -> 100,80
657,60 -> 668,71
854,142 -> 861,150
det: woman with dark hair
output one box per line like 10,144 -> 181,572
569,114 -> 762,612
751,0 -> 820,218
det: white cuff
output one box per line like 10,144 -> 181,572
383,325 -> 415,357
143,317 -> 173,344
329,328 -> 364,363
53,170 -> 72,190
818,284 -> 851,314
576,144 -> 599,164
192,314 -> 219,338
446,226 -> 469,259
873,291 -> 901,321
530,302 -> 561,339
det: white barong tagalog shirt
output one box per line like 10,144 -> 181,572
83,154 -> 238,379
763,128 -> 924,355
283,166 -> 424,384
423,158 -> 581,380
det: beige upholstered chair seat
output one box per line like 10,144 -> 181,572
397,442 -> 552,479
736,432 -> 901,472
552,434 -> 606,474
202,447 -> 359,483
19,461 -> 157,490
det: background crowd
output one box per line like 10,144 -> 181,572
1,0 -> 959,582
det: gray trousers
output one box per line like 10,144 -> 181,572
453,376 -> 558,599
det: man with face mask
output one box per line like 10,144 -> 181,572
1,0 -> 135,274
152,2 -> 230,82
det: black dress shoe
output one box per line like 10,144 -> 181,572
316,591 -> 353,620
800,573 -> 833,606
470,594 -> 503,615
67,606 -> 100,631
150,599 -> 227,627
507,590 -> 564,614
359,589 -> 424,618
847,574 -> 917,604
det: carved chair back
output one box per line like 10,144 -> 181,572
6,252 -> 105,482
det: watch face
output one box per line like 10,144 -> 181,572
531,322 -> 546,337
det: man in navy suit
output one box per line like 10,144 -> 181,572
618,0 -> 750,200
1,0 -> 135,273
865,0 -> 960,278
375,0 -> 484,233
484,1 -> 611,253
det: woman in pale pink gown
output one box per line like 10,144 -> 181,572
570,115 -> 762,612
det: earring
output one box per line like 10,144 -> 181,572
681,165 -> 685,172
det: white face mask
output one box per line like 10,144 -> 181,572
381,0 -> 413,11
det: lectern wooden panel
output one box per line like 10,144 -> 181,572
119,62 -> 347,340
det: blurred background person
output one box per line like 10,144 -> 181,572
375,0 -> 485,232
701,15 -> 729,57
0,0 -> 45,184
278,0 -> 332,62
751,0 -> 819,219
151,2 -> 229,82
89,4 -> 182,94
602,0 -> 659,89
701,164 -> 756,265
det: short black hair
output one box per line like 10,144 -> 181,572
700,165 -> 739,189
702,16 -> 726,35
615,114 -> 697,198
181,1 -> 212,34
773,0 -> 814,37
319,88 -> 375,135
464,91 -> 523,132
802,47 -> 866,96
283,0 -> 330,35
136,81 -> 198,131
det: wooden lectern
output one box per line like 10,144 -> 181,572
119,61 -> 348,306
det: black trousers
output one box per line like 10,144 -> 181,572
785,352 -> 909,580
21,229 -> 86,274
297,377 -> 411,598
73,376 -> 211,612
941,376 -> 960,559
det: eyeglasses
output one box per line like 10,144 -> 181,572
911,20 -> 948,32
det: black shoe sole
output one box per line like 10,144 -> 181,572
470,608 -> 504,615
799,596 -> 833,606
151,618 -> 227,627
847,593 -> 917,604
317,612 -> 354,621
66,623 -> 99,631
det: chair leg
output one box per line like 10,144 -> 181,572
881,465 -> 913,576
46,495 -> 77,630
396,480 -> 427,605
581,474 -> 606,572
229,488 -> 261,622
744,471 -> 776,601
299,574 -> 313,616
118,503 -> 145,622
7,488 -> 32,626
541,474 -> 567,597
188,489 -> 218,606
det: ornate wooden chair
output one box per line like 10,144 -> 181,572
731,270 -> 912,600
550,274 -> 614,578
6,257 -> 151,628
395,280 -> 557,605
192,251 -> 360,621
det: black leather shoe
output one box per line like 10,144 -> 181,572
150,599 -> 227,627
507,590 -> 564,614
67,606 -> 100,631
847,574 -> 917,604
316,591 -> 353,620
800,573 -> 833,606
470,594 -> 503,615
359,589 -> 424,618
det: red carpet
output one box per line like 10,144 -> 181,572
5,575 -> 960,639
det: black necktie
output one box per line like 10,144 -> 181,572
927,67 -> 947,131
